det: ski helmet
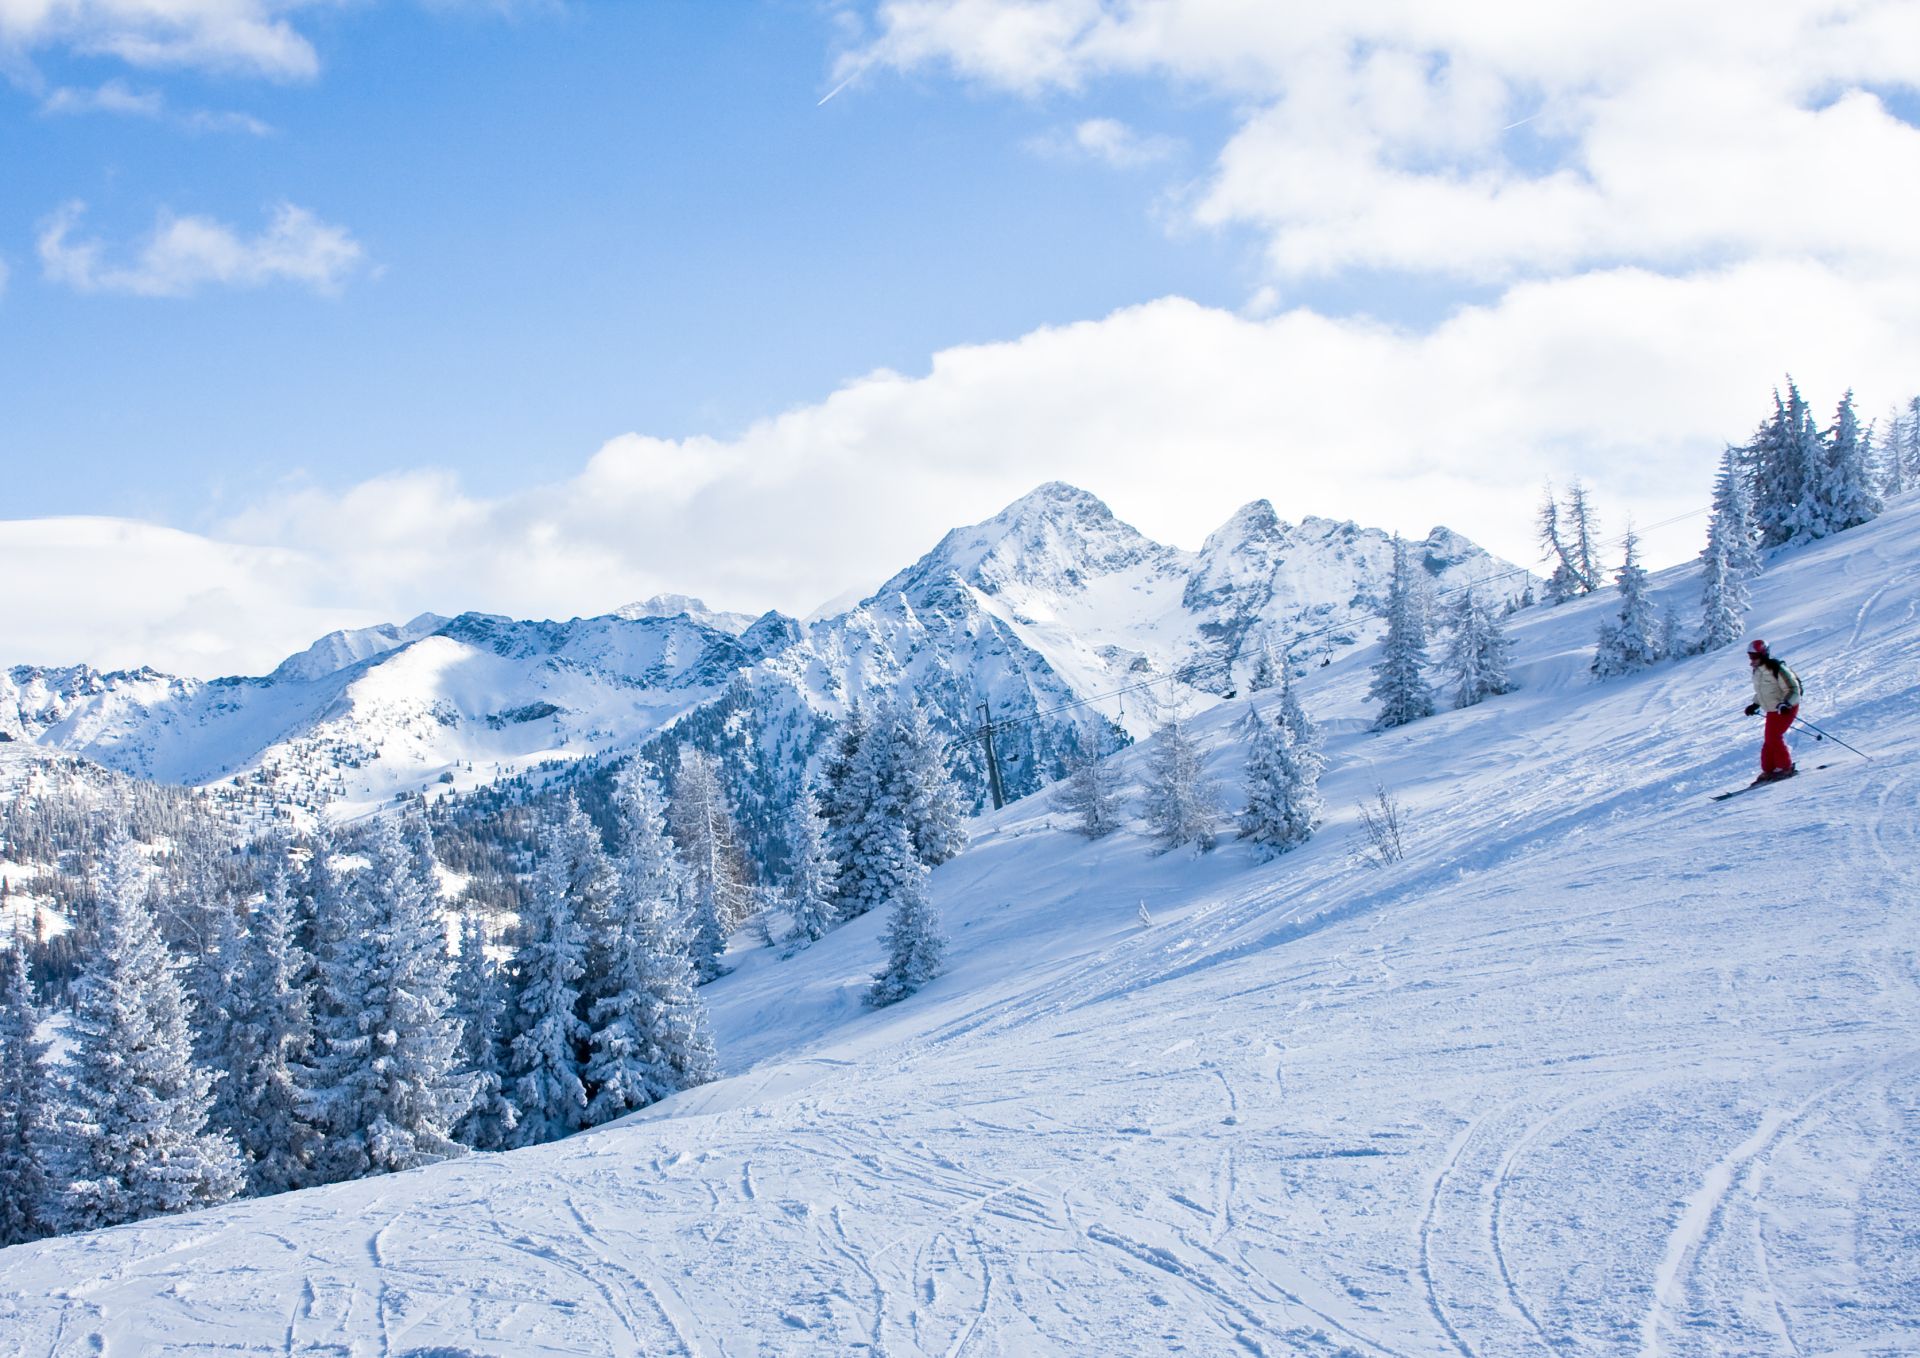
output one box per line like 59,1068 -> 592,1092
1747,639 -> 1769,658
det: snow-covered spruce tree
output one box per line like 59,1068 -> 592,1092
223,866 -> 318,1195
1142,712 -> 1221,852
61,830 -> 243,1230
894,703 -> 968,867
1368,537 -> 1436,728
302,815 -> 472,1180
1536,484 -> 1583,605
583,762 -> 716,1125
865,819 -> 945,1008
829,710 -> 905,919
0,945 -> 56,1245
1881,396 -> 1920,496
1878,404 -> 1910,498
782,789 -> 840,945
1053,733 -> 1125,839
1238,671 -> 1325,859
544,797 -> 619,1006
1441,584 -> 1515,709
671,746 -> 755,982
815,704 -> 869,866
1247,649 -> 1278,693
503,814 -> 591,1147
1562,481 -> 1603,594
1699,448 -> 1760,652
1814,390 -> 1881,536
451,911 -> 516,1151
1752,381 -> 1824,546
1592,529 -> 1666,678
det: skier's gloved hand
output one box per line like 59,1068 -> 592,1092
1744,703 -> 1760,716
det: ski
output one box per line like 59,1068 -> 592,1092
1710,764 -> 1831,801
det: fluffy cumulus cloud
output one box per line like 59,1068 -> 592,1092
0,0 -> 325,79
10,261 -> 1918,676
848,0 -> 1920,283
38,200 -> 365,297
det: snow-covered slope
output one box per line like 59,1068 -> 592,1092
4,497 -> 1915,1355
1,485 -> 1524,818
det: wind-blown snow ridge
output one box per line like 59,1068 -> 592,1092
3,494 -> 1915,1354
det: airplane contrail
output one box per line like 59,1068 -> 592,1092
818,73 -> 856,106
1501,112 -> 1539,131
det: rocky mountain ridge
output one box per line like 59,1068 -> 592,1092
1,484 -> 1528,827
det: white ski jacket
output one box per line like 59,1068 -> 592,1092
1751,660 -> 1802,712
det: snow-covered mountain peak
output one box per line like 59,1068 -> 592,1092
616,594 -> 757,635
267,613 -> 451,684
871,481 -> 1180,609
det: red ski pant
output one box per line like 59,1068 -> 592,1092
1761,704 -> 1798,775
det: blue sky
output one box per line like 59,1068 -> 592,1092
4,2 -> 1254,520
4,1 -> 1918,675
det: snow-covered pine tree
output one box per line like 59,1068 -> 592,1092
1748,386 -> 1797,547
302,815 -> 472,1180
1142,712 -> 1221,851
1878,404 -> 1910,498
0,945 -> 56,1245
670,747 -> 755,983
61,829 -> 243,1230
1563,481 -> 1603,594
1592,528 -> 1666,678
815,704 -> 869,861
829,712 -> 904,920
782,789 -> 840,945
1441,584 -> 1515,709
224,866 -> 317,1195
1536,484 -> 1583,605
894,703 -> 968,867
1887,395 -> 1920,495
1369,537 -> 1436,728
1816,390 -> 1881,535
583,762 -> 717,1124
1699,448 -> 1760,652
865,819 -> 945,1008
503,814 -> 591,1146
1053,733 -> 1126,839
1238,670 -> 1325,858
451,911 -> 516,1151
1247,649 -> 1278,692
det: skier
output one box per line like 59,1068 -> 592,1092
1742,639 -> 1802,783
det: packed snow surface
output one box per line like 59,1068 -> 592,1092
3,500 -> 1918,1355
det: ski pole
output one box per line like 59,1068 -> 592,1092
1792,716 -> 1872,760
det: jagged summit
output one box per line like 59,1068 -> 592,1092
869,482 -> 1178,607
268,613 -> 451,684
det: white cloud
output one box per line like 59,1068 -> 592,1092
38,200 -> 365,297
9,261 -> 1917,676
0,0 -> 324,79
41,78 -> 273,133
851,0 -> 1920,283
1028,116 -> 1178,167
0,517 -> 371,677
0,0 -> 535,80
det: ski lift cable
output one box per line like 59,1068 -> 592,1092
942,503 -> 1711,755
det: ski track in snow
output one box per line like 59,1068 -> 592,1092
4,497 -> 1920,1355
